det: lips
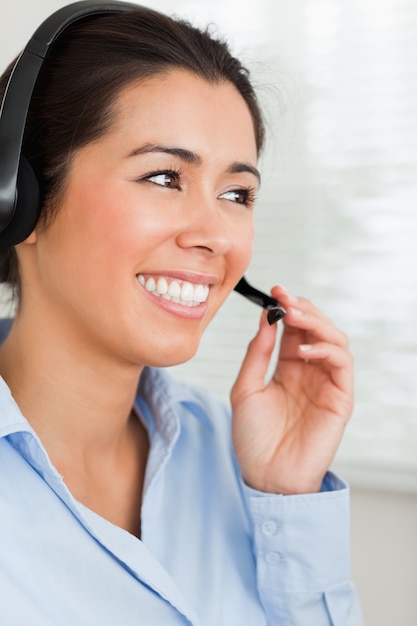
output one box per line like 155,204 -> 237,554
137,274 -> 210,307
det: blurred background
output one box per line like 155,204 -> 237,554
1,1 -> 417,623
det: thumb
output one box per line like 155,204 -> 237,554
231,310 -> 277,405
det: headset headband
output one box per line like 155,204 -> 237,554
0,1 -> 138,248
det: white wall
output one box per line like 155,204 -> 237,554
351,487 -> 417,626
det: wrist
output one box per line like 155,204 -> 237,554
242,472 -> 324,496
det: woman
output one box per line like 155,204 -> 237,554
0,2 -> 363,624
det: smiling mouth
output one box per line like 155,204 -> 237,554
137,274 -> 210,307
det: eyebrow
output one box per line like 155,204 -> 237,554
128,143 -> 261,184
229,161 -> 261,185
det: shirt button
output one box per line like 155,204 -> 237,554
261,520 -> 278,536
265,551 -> 283,564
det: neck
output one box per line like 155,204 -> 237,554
0,311 -> 145,458
0,308 -> 151,538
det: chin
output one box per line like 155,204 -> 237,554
145,355 -> 197,369
142,342 -> 200,369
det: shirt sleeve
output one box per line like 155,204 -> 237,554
242,471 -> 364,625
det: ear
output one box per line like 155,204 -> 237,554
17,228 -> 38,246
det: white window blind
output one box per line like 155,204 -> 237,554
167,0 -> 417,489
1,0 -> 417,490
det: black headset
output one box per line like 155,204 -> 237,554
0,1 -> 138,250
0,0 -> 283,316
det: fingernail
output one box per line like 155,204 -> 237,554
289,307 -> 303,316
267,307 -> 286,325
277,286 -> 298,305
299,344 -> 313,351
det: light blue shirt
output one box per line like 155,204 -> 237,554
0,363 -> 363,625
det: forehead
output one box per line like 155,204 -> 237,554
108,69 -> 258,160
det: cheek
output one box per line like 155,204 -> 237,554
230,217 -> 255,275
72,183 -> 169,262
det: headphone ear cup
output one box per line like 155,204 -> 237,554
0,156 -> 40,249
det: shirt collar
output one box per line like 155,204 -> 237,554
0,364 -> 212,441
0,375 -> 32,438
138,366 -> 214,434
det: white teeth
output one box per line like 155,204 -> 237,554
181,282 -> 194,302
145,277 -> 156,292
194,284 -> 206,302
138,274 -> 209,307
157,277 -> 168,295
168,280 -> 181,298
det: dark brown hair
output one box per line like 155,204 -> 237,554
0,6 -> 265,292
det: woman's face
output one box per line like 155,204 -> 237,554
27,70 -> 259,368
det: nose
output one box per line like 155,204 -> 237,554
175,194 -> 233,257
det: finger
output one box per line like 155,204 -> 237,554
297,341 -> 354,396
271,285 -> 348,347
231,311 -> 277,404
271,285 -> 334,325
282,303 -> 348,349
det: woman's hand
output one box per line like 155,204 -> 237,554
231,285 -> 353,495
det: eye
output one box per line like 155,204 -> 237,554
219,187 -> 257,207
142,169 -> 183,189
